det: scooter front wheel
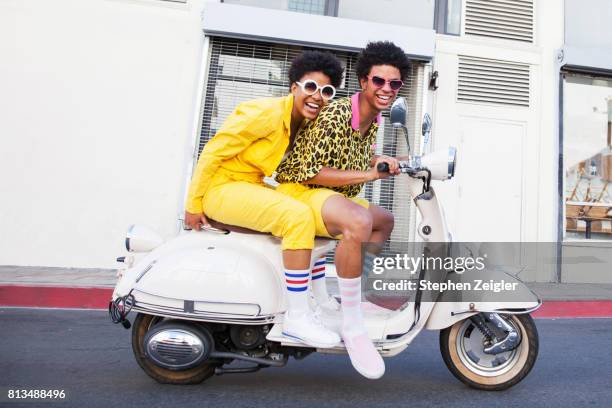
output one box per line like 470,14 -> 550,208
439,313 -> 538,391
131,313 -> 218,384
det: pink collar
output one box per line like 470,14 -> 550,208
351,92 -> 382,131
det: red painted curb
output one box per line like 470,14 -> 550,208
532,300 -> 612,318
0,285 -> 112,310
2,285 -> 612,318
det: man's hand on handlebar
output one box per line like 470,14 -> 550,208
184,211 -> 211,231
369,156 -> 400,180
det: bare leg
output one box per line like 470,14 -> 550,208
282,250 -> 312,270
320,195 -> 388,379
321,195 -> 373,278
368,205 -> 394,245
321,198 -> 394,277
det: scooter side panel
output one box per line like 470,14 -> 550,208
113,230 -> 337,318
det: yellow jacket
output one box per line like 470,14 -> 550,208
186,94 -> 293,214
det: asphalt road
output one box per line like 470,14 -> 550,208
1,308 -> 611,408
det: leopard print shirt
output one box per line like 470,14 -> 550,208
275,96 -> 378,197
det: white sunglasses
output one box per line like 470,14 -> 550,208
295,79 -> 336,100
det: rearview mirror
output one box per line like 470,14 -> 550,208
390,97 -> 408,127
390,97 -> 410,153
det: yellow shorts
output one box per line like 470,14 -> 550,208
276,183 -> 369,238
202,174 -> 316,250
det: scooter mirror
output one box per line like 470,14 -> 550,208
422,113 -> 432,136
390,97 -> 411,153
390,97 -> 408,128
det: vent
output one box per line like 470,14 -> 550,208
465,0 -> 534,43
458,56 -> 530,107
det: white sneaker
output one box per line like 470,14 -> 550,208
282,311 -> 341,348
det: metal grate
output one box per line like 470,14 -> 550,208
197,37 -> 424,251
457,55 -> 530,107
464,0 -> 534,43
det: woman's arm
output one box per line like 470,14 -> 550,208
185,102 -> 270,215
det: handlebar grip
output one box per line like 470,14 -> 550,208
377,162 -> 390,172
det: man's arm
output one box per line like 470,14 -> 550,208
306,156 -> 399,186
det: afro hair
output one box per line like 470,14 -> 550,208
288,50 -> 344,89
355,41 -> 411,81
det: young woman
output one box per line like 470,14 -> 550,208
276,42 -> 411,379
184,51 -> 344,348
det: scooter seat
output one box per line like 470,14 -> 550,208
207,218 -> 269,235
207,219 -> 337,246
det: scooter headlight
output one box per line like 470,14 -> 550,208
125,224 -> 164,253
419,146 -> 458,181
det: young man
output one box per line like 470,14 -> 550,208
275,41 -> 411,379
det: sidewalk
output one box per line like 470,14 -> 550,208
1,266 -> 612,317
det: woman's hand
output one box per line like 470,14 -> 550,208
368,156 -> 401,180
184,211 -> 211,231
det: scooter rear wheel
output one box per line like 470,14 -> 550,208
131,313 -> 217,384
439,313 -> 538,391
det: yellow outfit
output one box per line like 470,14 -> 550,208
186,95 -> 316,250
276,183 -> 368,238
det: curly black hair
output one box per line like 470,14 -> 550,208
355,41 -> 411,81
288,50 -> 344,89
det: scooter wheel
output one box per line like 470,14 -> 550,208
439,313 -> 539,391
131,313 -> 217,384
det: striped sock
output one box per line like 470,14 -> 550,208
285,269 -> 310,317
338,276 -> 365,335
311,257 -> 328,303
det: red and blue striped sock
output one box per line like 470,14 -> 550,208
311,257 -> 329,303
285,269 -> 310,317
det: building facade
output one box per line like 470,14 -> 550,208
2,0 -> 611,283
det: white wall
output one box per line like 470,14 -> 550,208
0,0 -> 216,268
565,0 -> 612,49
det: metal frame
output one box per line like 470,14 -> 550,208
558,67 -> 612,281
557,71 -> 564,282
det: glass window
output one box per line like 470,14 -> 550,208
435,0 -> 462,35
563,73 -> 612,240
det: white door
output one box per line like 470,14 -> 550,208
454,117 -> 525,241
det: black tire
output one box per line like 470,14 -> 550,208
131,313 -> 217,384
439,313 -> 539,391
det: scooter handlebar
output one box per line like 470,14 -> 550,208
376,162 -> 390,172
376,161 -> 411,173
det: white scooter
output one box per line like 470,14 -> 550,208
109,98 -> 541,390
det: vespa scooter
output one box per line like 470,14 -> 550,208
109,98 -> 540,390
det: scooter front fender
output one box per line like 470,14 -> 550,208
424,281 -> 541,331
